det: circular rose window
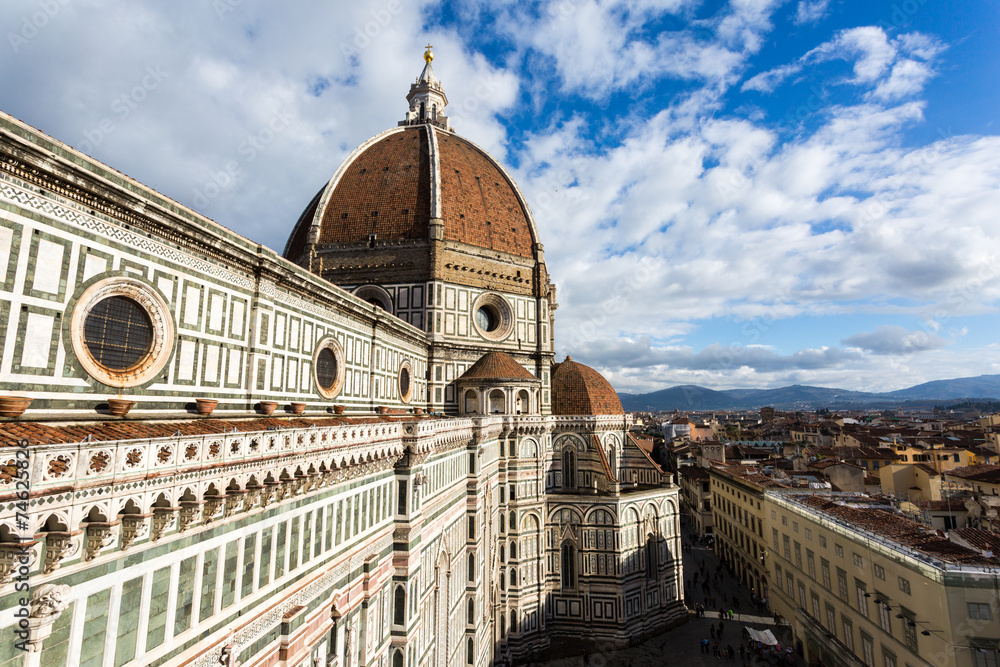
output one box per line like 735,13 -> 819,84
471,293 -> 513,341
70,277 -> 174,387
314,337 -> 346,399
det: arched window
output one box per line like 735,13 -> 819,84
510,510 -> 516,529
517,389 -> 530,414
500,545 -> 505,562
562,448 -> 577,490
489,389 -> 505,414
500,572 -> 506,590
500,514 -> 505,533
510,567 -> 516,586
468,553 -> 475,581
510,609 -> 517,634
607,445 -> 617,480
647,535 -> 657,580
464,389 -> 477,414
467,638 -> 474,664
467,598 -> 475,624
394,586 -> 406,625
561,542 -> 576,589
509,540 -> 517,560
393,650 -> 404,667
500,616 -> 506,638
419,102 -> 425,121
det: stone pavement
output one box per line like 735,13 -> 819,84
535,531 -> 801,667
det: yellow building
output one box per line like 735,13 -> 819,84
765,493 -> 1000,667
709,466 -> 779,597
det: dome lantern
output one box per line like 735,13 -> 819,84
401,45 -> 450,131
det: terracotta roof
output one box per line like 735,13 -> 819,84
285,125 -> 536,262
794,495 -> 996,565
951,528 -> 1000,554
551,357 -> 623,416
316,128 -> 431,246
593,434 -> 617,482
0,416 -> 402,446
914,463 -> 940,476
457,351 -> 537,382
437,133 -> 534,257
944,464 -> 1000,484
629,434 -> 664,474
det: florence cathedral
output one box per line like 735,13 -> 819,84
0,49 -> 684,667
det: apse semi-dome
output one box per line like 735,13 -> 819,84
551,356 -> 624,416
283,49 -> 548,298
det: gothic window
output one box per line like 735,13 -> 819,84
467,598 -> 474,624
468,553 -> 475,581
467,638 -> 474,664
646,536 -> 657,579
510,609 -> 517,634
561,542 -> 576,589
562,448 -> 577,490
393,650 -> 404,667
393,586 -> 405,625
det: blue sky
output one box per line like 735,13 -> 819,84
1,0 -> 998,393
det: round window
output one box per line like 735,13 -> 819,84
398,359 -> 414,403
313,337 -> 346,399
83,296 -> 154,371
70,277 -> 174,388
315,348 -> 338,392
476,306 -> 499,332
471,293 -> 513,341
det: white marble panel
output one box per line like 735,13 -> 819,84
32,239 -> 64,294
22,313 -> 54,367
178,340 -> 196,380
83,254 -> 108,282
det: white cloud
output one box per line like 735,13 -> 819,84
794,0 -> 831,25
841,326 -> 949,355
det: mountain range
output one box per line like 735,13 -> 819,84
618,374 -> 1000,412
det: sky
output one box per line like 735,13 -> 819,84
1,0 -> 999,394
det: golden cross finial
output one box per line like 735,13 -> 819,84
424,44 -> 434,63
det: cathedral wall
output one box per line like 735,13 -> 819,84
0,113 -> 429,417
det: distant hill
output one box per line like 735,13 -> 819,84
619,374 -> 1000,411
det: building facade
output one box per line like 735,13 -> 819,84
0,51 -> 684,667
765,494 -> 1000,667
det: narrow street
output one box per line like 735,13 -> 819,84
535,527 -> 801,666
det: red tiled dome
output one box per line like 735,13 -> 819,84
459,351 -> 538,382
283,125 -> 537,262
551,357 -> 624,416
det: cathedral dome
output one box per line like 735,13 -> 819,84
551,357 -> 624,416
283,50 -> 541,277
282,124 -> 538,262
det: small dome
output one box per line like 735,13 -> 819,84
459,351 -> 538,383
551,357 -> 623,416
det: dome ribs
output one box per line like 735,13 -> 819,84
317,128 -> 430,245
437,134 -> 533,257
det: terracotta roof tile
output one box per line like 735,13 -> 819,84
457,351 -> 538,382
551,357 -> 623,416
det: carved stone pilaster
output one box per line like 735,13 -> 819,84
150,507 -> 178,541
203,496 -> 225,524
119,514 -> 150,551
22,584 -> 72,655
245,488 -> 261,511
224,491 -> 245,519
178,501 -> 202,533
42,532 -> 76,574
261,483 -> 279,509
0,540 -> 36,584
84,522 -> 118,561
